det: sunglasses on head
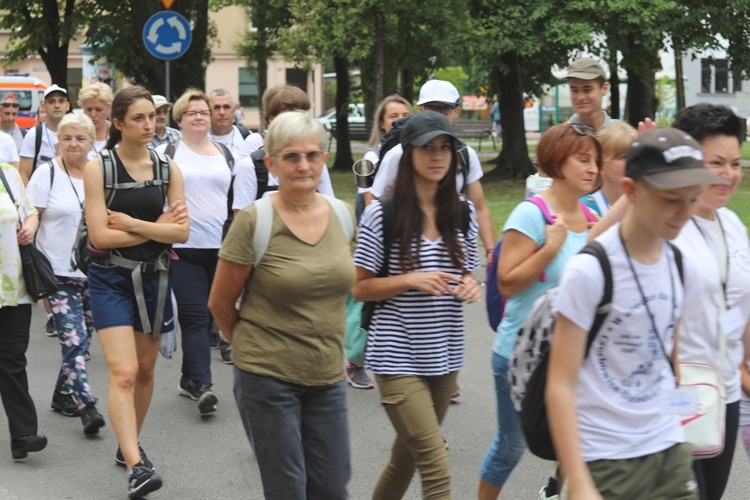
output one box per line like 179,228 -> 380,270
1,103 -> 19,109
551,122 -> 596,148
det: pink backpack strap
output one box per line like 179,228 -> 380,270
524,196 -> 555,225
578,202 -> 598,223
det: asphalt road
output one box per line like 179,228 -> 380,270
0,296 -> 749,499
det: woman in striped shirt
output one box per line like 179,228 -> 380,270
353,111 -> 481,499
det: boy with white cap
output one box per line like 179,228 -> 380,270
149,95 -> 182,149
368,80 -> 495,257
546,128 -> 727,499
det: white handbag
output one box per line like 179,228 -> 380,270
678,361 -> 726,459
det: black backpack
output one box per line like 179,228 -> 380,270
251,147 -> 270,200
360,194 -> 472,330
70,149 -> 171,275
376,116 -> 471,194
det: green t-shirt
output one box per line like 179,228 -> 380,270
218,202 -> 355,386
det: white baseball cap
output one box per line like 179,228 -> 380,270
43,84 -> 68,100
152,95 -> 173,109
417,80 -> 460,106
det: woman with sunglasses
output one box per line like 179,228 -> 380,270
478,123 -> 601,499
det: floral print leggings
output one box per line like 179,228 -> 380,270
49,277 -> 96,410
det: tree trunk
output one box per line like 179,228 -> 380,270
332,55 -> 353,171
37,0 -> 69,85
485,52 -> 533,180
674,41 -> 685,112
401,68 -> 414,103
607,50 -> 620,119
625,66 -> 656,126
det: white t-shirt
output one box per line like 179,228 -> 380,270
673,209 -> 750,403
231,154 -> 258,211
210,126 -> 246,158
553,223 -> 697,462
88,139 -> 108,160
370,142 -> 483,197
20,123 -> 58,167
26,160 -> 85,278
157,142 -> 232,249
0,131 -> 19,164
240,131 -> 264,157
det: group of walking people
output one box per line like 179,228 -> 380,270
0,55 -> 749,500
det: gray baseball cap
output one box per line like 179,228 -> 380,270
400,111 -> 458,147
566,57 -> 607,80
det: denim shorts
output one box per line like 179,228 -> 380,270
87,264 -> 174,334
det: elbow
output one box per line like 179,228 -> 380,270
498,277 -> 516,299
351,283 -> 366,302
176,224 -> 190,244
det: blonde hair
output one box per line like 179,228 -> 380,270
265,111 -> 326,156
598,121 -> 635,162
77,82 -> 114,107
57,113 -> 95,142
368,95 -> 413,147
172,88 -> 212,123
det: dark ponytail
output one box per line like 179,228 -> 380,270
105,86 -> 154,150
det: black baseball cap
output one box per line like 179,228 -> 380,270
625,128 -> 728,189
400,111 -> 457,147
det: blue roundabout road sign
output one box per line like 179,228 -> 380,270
143,11 -> 192,61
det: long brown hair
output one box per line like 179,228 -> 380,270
105,86 -> 154,150
391,142 -> 465,273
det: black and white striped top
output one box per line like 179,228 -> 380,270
354,200 -> 479,376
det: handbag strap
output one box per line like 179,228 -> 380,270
0,167 -> 22,228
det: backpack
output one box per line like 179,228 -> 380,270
250,148 -> 270,200
70,148 -> 171,276
31,122 -> 43,172
164,139 -> 235,237
516,241 -> 684,461
360,195 -> 472,331
377,116 -> 471,194
485,196 -> 597,332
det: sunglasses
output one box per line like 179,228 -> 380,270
1,103 -> 19,109
551,122 -> 596,149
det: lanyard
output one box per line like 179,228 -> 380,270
691,213 -> 729,311
619,229 -> 677,377
60,159 -> 83,209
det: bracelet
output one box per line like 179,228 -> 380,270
486,248 -> 494,255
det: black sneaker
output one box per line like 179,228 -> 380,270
51,391 -> 81,417
178,377 -> 218,414
209,323 -> 220,350
80,404 -> 105,435
45,317 -> 57,337
128,460 -> 162,499
116,445 -> 153,470
219,340 -> 233,365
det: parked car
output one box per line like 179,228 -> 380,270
317,103 -> 365,132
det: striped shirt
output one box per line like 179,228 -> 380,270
354,200 -> 479,376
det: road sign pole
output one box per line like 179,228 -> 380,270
165,60 -> 170,102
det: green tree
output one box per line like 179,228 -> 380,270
0,0 -> 98,84
86,1 -> 214,101
465,0 -> 593,179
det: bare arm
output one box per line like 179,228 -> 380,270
466,180 -> 495,252
208,258 -> 252,344
741,354 -> 750,397
546,314 -> 603,500
363,191 -> 376,206
498,219 -> 566,298
587,195 -> 630,242
19,157 -> 32,185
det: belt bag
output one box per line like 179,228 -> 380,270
678,361 -> 726,459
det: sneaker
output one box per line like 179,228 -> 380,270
84,350 -> 91,361
80,404 -> 105,435
346,362 -> 374,389
178,377 -> 218,414
51,391 -> 81,417
538,484 -> 559,500
116,445 -> 153,470
128,460 -> 162,499
219,340 -> 233,365
45,317 -> 57,337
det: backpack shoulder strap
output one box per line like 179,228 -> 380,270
210,140 -> 234,171
164,140 -> 178,159
152,149 -> 171,201
578,202 -> 599,223
100,149 -> 117,207
321,194 -> 355,242
524,195 -> 555,225
32,123 -> 43,172
458,195 -> 471,238
252,196 -> 274,266
578,241 -> 613,357
456,139 -> 471,194
668,242 -> 685,285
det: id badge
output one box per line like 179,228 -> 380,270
662,387 -> 698,415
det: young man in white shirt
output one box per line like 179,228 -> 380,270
547,128 -> 727,499
19,84 -> 69,184
566,57 -> 612,132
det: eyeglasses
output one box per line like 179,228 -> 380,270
1,103 -> 19,109
184,110 -> 211,118
272,151 -> 326,165
422,104 -> 457,115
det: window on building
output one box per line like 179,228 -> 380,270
733,67 -> 743,92
238,67 -> 260,107
714,59 -> 729,94
286,69 -> 307,92
701,59 -> 712,94
67,68 -> 82,108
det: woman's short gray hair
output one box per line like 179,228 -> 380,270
265,111 -> 326,156
57,113 -> 96,143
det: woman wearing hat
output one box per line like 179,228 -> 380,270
353,110 -> 481,498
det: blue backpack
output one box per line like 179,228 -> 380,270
484,196 -> 596,331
